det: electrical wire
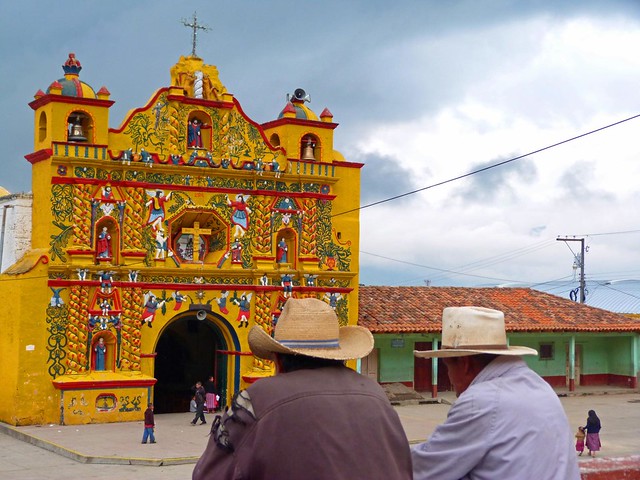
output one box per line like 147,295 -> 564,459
333,112 -> 640,217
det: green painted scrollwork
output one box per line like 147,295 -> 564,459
316,200 -> 351,271
51,185 -> 73,223
74,166 -> 96,179
46,305 -> 69,378
49,221 -> 73,262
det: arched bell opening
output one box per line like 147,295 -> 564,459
300,134 -> 320,161
67,110 -> 94,143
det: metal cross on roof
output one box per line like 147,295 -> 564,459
181,11 -> 210,57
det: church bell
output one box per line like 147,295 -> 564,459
68,116 -> 87,142
301,139 -> 316,161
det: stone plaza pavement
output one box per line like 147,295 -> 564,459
0,388 -> 638,479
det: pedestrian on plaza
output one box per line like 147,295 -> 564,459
575,426 -> 586,455
193,297 -> 412,480
189,396 -> 197,413
584,409 -> 602,457
141,403 -> 156,444
411,306 -> 580,480
204,376 -> 218,413
191,381 -> 206,426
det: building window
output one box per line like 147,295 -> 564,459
539,343 -> 554,360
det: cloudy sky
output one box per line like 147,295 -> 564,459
2,1 -> 640,290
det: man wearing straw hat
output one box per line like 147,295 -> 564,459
412,306 -> 580,480
193,297 -> 412,479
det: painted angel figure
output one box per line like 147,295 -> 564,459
324,292 -> 342,310
142,291 -> 165,328
100,299 -> 111,316
172,290 -> 188,311
49,287 -> 65,307
227,194 -> 251,238
281,273 -> 294,298
97,271 -> 115,293
145,189 -> 172,229
304,274 -> 318,287
216,290 -> 230,315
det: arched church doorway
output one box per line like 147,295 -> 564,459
153,313 -> 229,413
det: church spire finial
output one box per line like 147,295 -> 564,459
181,12 -> 210,57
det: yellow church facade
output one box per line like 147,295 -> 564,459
0,52 -> 362,425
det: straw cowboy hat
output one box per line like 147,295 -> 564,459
414,306 -> 538,358
248,297 -> 374,361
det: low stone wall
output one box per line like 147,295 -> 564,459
581,456 -> 640,479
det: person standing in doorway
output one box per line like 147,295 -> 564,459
141,403 -> 156,444
204,376 -> 218,414
191,381 -> 206,426
585,409 -> 602,457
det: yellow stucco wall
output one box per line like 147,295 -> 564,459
0,53 -> 361,426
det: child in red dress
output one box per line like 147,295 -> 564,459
575,426 -> 585,456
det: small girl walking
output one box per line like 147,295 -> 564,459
575,426 -> 585,456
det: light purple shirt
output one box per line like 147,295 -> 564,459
411,356 -> 580,480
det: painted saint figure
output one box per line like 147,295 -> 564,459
101,185 -> 113,200
96,227 -> 112,259
234,293 -> 252,328
231,238 -> 242,262
227,194 -> 251,238
155,228 -> 168,259
188,119 -> 203,148
276,238 -> 288,263
94,338 -> 106,371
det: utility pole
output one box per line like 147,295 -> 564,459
556,236 -> 586,303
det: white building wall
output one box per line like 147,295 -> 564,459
0,193 -> 33,273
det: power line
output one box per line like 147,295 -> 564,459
426,240 -> 557,284
361,226 -> 640,287
360,250 -> 525,283
579,229 -> 640,237
334,112 -> 640,217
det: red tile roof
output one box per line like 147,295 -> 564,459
358,286 -> 640,334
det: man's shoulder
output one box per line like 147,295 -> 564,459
248,367 -> 387,406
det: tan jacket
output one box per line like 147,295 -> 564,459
193,365 -> 412,480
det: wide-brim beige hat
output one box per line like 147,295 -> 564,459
249,297 -> 374,361
414,306 -> 538,358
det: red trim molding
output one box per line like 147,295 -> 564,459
262,118 -> 338,130
29,95 -> 114,111
25,149 -> 53,165
53,378 -> 157,390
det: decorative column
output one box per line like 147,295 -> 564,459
431,337 -> 439,398
569,336 -> 576,392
